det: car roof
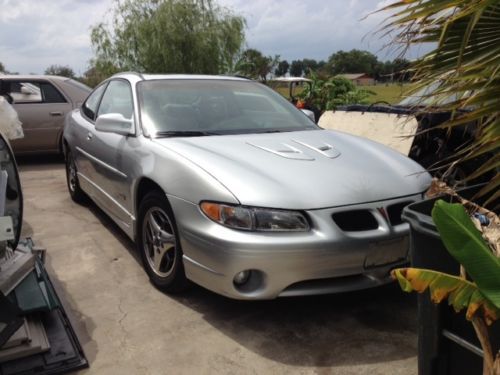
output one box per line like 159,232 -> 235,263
0,74 -> 70,81
112,72 -> 250,82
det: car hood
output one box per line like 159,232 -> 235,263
154,129 -> 431,209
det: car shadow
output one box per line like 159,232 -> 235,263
15,153 -> 64,172
169,279 -> 417,367
85,200 -> 143,266
78,192 -> 418,368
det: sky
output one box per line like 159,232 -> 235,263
0,0 -> 429,76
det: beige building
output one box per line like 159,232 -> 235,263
337,73 -> 375,86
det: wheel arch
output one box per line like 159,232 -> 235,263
134,177 -> 175,242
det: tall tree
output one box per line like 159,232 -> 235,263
275,60 -> 289,77
289,60 -> 304,77
235,49 -> 278,81
328,49 -> 379,75
81,59 -> 120,88
392,58 -> 411,81
301,58 -> 319,75
91,0 -> 245,75
0,62 -> 5,73
44,64 -> 75,78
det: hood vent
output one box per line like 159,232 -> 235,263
247,140 -> 315,160
293,140 -> 341,159
247,138 -> 341,160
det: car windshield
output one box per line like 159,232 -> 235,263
137,79 -> 318,137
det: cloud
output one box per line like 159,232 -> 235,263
218,0 -> 406,62
0,0 -> 428,75
0,0 -> 112,74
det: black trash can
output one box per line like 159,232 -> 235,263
402,185 -> 499,375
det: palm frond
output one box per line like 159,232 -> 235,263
379,0 -> 500,192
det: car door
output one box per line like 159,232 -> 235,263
81,79 -> 135,230
4,79 -> 72,153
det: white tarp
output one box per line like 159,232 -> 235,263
318,110 -> 418,156
0,97 -> 23,140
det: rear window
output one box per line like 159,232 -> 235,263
64,79 -> 92,94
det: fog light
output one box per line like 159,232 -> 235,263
233,270 -> 251,285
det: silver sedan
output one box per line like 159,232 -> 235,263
63,73 -> 431,299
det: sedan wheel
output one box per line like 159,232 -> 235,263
65,149 -> 86,203
142,207 -> 176,277
137,191 -> 188,292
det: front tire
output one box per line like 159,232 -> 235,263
137,191 -> 188,293
65,149 -> 87,203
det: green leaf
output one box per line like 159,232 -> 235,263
432,200 -> 500,308
392,268 -> 500,325
376,1 -> 500,193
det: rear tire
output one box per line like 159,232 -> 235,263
65,149 -> 87,204
137,190 -> 188,293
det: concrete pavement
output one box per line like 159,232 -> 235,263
17,155 -> 418,375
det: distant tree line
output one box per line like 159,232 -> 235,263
222,48 -> 410,84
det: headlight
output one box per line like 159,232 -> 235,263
200,202 -> 310,232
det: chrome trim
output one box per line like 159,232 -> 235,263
78,172 -> 135,224
76,146 -> 127,179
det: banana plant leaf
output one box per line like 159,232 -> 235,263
392,268 -> 500,325
432,200 -> 500,308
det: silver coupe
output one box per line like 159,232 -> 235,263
63,73 -> 431,299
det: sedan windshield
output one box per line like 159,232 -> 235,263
137,79 -> 318,137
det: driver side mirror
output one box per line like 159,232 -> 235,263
95,113 -> 134,136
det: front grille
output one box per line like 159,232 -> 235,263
387,201 -> 413,226
332,210 -> 378,232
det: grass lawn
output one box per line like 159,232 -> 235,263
269,82 -> 416,105
363,83 -> 414,104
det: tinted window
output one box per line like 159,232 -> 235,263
5,81 -> 67,103
97,80 -> 133,119
82,83 -> 107,121
40,82 -> 66,103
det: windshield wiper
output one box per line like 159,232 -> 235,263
154,130 -> 219,138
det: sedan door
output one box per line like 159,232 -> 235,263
79,79 -> 136,231
4,79 -> 72,153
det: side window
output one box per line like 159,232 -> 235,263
6,81 -> 67,104
97,80 -> 133,119
82,83 -> 107,121
40,82 -> 66,103
7,82 -> 42,103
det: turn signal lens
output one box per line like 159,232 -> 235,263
200,202 -> 309,232
200,202 -> 221,221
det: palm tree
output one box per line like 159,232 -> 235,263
379,3 -> 500,374
379,0 -> 499,203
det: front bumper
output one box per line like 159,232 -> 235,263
169,194 -> 420,300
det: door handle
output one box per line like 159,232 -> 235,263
86,132 -> 93,140
50,111 -> 63,116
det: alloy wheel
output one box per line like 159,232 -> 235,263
67,156 -> 77,193
142,207 -> 177,277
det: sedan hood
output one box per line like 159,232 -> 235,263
154,130 -> 431,209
